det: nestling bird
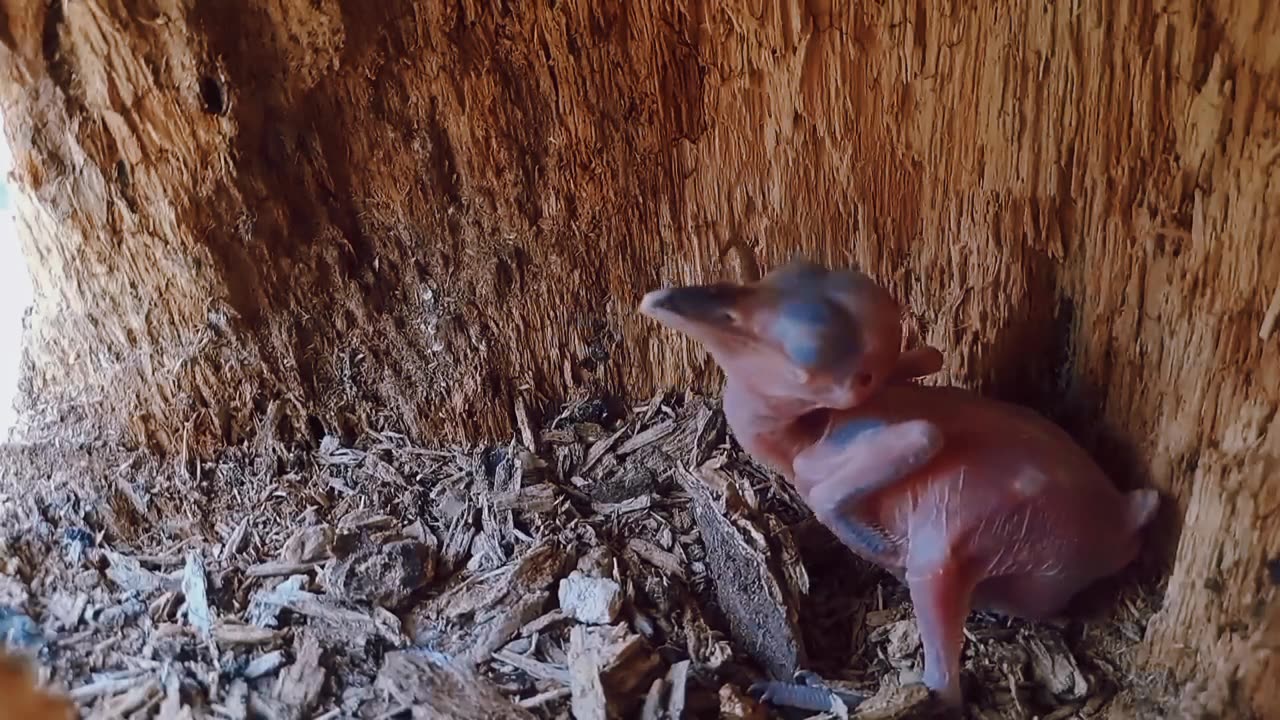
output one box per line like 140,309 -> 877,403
638,258 -> 1159,708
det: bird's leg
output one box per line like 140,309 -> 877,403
905,559 -> 978,707
749,669 -> 866,713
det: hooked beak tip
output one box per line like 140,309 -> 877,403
638,289 -> 667,317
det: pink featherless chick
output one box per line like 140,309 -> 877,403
638,258 -> 1159,710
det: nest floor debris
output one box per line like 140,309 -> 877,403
0,391 -> 1174,719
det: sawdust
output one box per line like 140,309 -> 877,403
0,392 -> 1174,718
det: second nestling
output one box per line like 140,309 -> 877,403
638,257 -> 1159,710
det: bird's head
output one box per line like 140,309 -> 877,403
639,257 -> 906,410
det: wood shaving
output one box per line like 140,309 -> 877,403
0,394 -> 1160,718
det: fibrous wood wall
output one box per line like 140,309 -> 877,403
0,0 -> 1276,715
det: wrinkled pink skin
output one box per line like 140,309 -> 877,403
639,259 -> 1159,706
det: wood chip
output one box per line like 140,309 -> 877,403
220,517 -> 252,563
156,670 -> 190,720
337,510 -> 395,532
279,526 -> 333,564
490,648 -> 570,684
568,624 -> 660,720
514,396 -> 540,453
272,633 -> 325,717
666,659 -> 690,718
213,621 -> 283,646
520,609 -> 570,637
616,420 -> 676,455
626,538 -> 687,581
718,683 -> 768,720
492,484 -> 560,513
218,679 -> 249,720
406,539 -> 571,665
70,673 -> 149,702
558,571 -> 623,625
591,495 -> 652,515
373,650 -> 536,719
848,680 -> 932,720
1024,630 -> 1089,701
247,575 -> 403,645
104,551 -> 177,595
582,426 -> 628,474
181,551 -> 214,636
324,538 -> 436,608
95,676 -> 161,719
247,576 -> 307,628
541,428 -> 577,445
245,650 -> 288,680
246,560 -> 324,578
516,686 -> 572,709
677,468 -> 805,679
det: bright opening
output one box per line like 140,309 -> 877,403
0,111 -> 35,439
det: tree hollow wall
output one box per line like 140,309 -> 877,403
0,0 -> 1277,714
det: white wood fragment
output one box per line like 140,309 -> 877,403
558,571 -> 622,625
245,651 -> 288,680
181,550 -> 214,636
666,659 -> 690,719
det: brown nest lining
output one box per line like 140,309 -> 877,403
0,391 -> 1169,719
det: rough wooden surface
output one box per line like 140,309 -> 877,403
0,0 -> 1277,716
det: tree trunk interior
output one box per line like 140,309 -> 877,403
0,0 -> 1276,716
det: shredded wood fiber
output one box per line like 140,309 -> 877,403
0,392 -> 1170,718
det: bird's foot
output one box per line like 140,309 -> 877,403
748,669 -> 866,714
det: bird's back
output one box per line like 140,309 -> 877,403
828,384 -> 1155,616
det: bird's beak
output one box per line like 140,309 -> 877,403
638,284 -> 749,339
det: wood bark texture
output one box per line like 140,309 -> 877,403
0,0 -> 1277,714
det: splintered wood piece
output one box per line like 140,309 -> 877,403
337,509 -> 395,532
1023,630 -> 1089,701
97,680 -> 162,719
514,396 -> 540,453
490,648 -> 570,685
214,621 -> 284,646
677,467 -> 805,680
666,659 -> 690,718
221,517 -> 252,562
245,651 -> 289,680
279,525 -> 333,564
626,538 -> 687,581
245,560 -> 324,578
718,683 -> 768,720
246,575 -> 404,646
181,550 -> 214,637
406,539 -> 572,665
272,632 -> 325,717
374,650 -> 537,719
104,551 -> 177,595
617,420 -> 677,455
568,624 -> 661,720
850,681 -> 932,720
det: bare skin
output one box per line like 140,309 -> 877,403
638,258 -> 1159,708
